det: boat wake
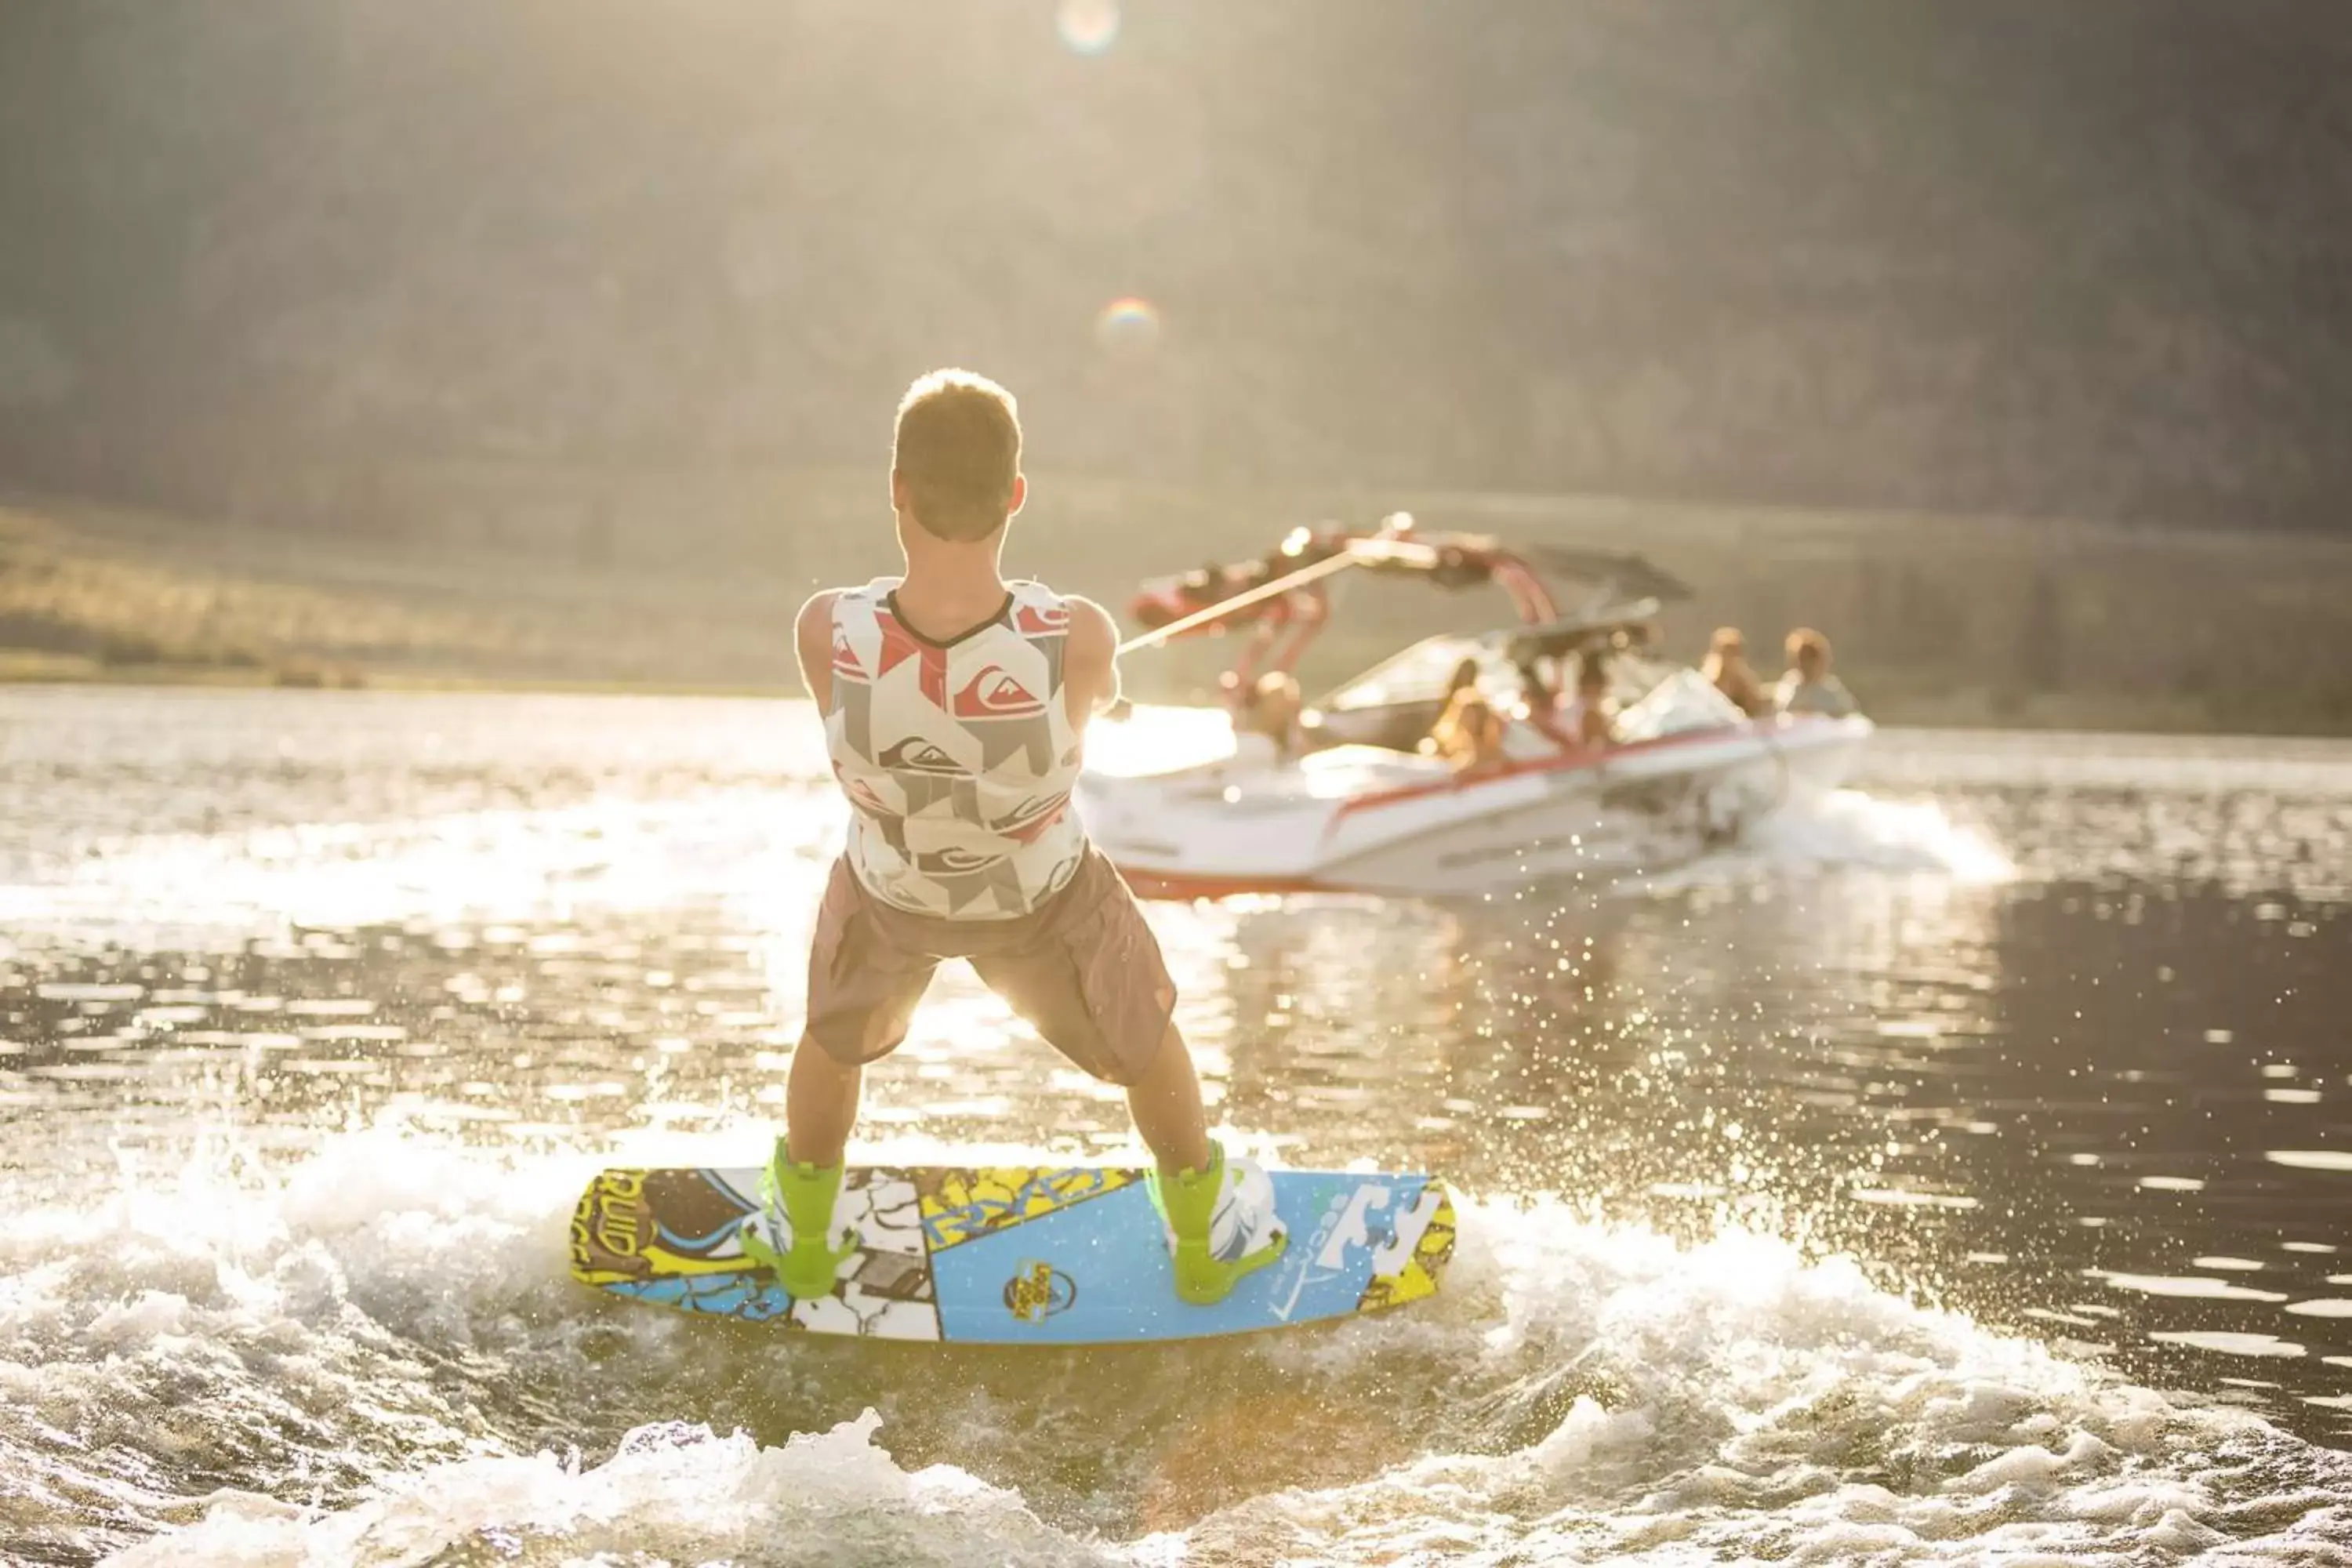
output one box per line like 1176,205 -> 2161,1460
2,1127 -> 2340,1565
1745,786 -> 2014,878
1628,786 -> 2014,894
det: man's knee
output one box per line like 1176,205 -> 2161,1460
1117,1021 -> 1189,1087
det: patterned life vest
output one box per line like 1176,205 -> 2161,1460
824,578 -> 1087,919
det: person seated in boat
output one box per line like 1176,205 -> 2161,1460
1609,620 -> 1657,659
1773,627 -> 1860,718
1701,626 -> 1770,717
1508,652 -> 1549,722
1425,657 -> 1508,775
1514,654 -> 1592,753
1513,654 -> 1558,714
1560,650 -> 1616,750
1229,670 -> 1305,765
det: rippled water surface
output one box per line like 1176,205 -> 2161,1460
4,688 -> 2351,1565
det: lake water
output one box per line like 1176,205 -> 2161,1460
3,688 -> 2350,1565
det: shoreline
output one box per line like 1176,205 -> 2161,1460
4,659 -> 2347,742
7,488 -> 2349,739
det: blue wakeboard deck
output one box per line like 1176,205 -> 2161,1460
570,1163 -> 1455,1343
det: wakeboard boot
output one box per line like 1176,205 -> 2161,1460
1150,1138 -> 1288,1305
739,1143 -> 859,1300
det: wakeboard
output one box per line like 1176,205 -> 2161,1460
569,1162 -> 1454,1343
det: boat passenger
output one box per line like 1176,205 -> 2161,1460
1774,628 -> 1859,718
1701,626 -> 1770,717
1513,655 -> 1557,715
1514,655 -> 1575,749
1427,657 -> 1508,775
1561,651 -> 1616,750
1231,670 -> 1305,764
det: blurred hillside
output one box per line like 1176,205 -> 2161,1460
10,485 -> 2350,735
2,2 -> 2350,730
2,0 -> 2350,533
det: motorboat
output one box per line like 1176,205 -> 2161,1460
1078,517 -> 1872,898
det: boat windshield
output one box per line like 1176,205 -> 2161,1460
1319,635 -> 1498,712
1613,666 -> 1748,741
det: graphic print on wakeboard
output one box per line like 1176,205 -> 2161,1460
570,1162 -> 1455,1343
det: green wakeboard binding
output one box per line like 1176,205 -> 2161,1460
1149,1138 -> 1288,1305
739,1145 -> 859,1301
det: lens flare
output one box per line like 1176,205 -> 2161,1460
1095,296 -> 1160,353
1057,0 -> 1119,54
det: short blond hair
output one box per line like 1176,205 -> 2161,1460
1252,670 -> 1300,701
893,369 -> 1022,542
1786,626 -> 1831,663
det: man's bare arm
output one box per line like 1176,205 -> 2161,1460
1063,596 -> 1123,724
793,590 -> 839,711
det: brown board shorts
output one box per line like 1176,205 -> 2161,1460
804,847 -> 1177,1084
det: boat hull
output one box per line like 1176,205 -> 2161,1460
1080,714 -> 1871,899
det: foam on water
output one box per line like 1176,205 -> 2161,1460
103,1414 -> 1109,1568
1628,787 -> 2013,895
1,1129 -> 2341,1565
1750,787 -> 2015,882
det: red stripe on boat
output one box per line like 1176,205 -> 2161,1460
1118,869 -> 1334,901
1334,717 -> 1816,819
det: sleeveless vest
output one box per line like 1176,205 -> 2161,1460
823,579 -> 1087,919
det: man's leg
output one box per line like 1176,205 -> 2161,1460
788,859 -> 934,1166
971,853 -> 1285,1305
1138,1023 -> 1287,1304
786,1034 -> 863,1168
748,860 -> 930,1297
1123,1021 -> 1211,1175
756,1026 -> 902,1298
970,875 -> 1210,1172
746,1034 -> 871,1298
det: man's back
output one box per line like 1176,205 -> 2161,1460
822,577 -> 1087,920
